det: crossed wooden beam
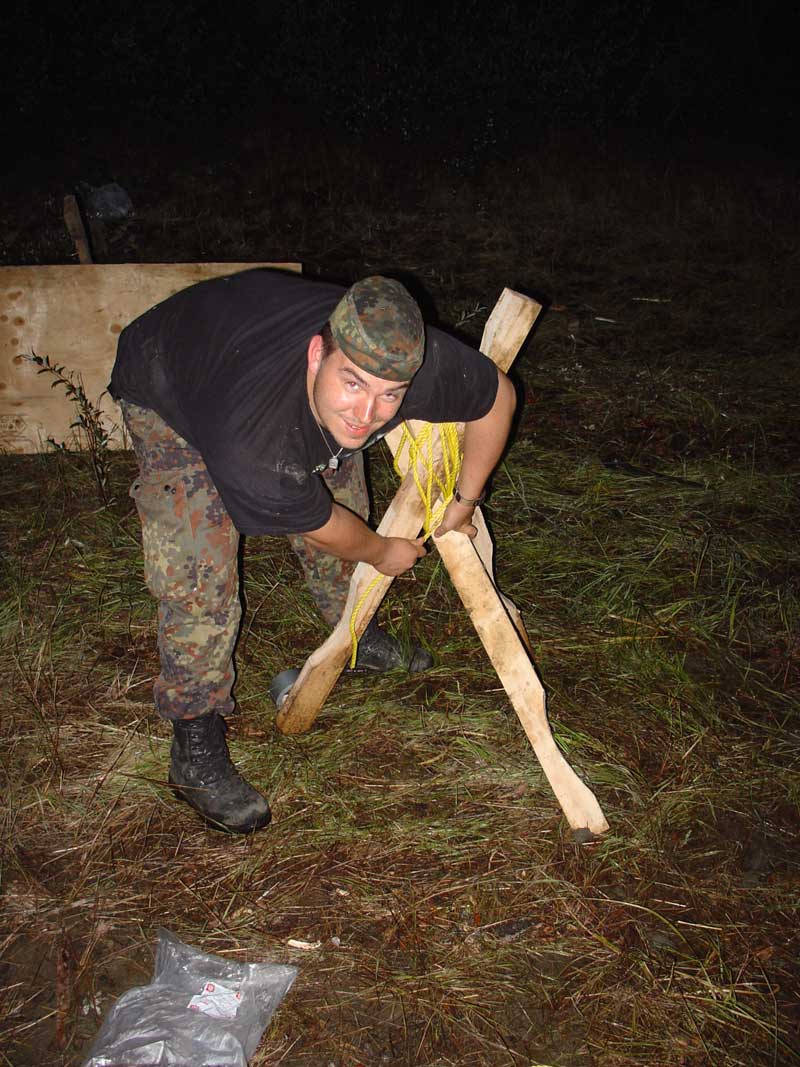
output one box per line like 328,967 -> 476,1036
276,289 -> 609,835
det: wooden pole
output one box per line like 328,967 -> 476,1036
63,195 -> 93,264
434,526 -> 609,833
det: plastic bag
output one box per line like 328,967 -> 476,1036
82,928 -> 297,1067
80,182 -> 134,220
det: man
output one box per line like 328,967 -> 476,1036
110,270 -> 516,834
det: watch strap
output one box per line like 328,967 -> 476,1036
454,486 -> 486,507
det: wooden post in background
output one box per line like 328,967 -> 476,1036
63,195 -> 93,264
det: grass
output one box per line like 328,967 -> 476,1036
1,124 -> 799,1065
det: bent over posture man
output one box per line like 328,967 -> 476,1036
110,270 -> 516,834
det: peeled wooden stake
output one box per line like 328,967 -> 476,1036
434,526 -> 609,834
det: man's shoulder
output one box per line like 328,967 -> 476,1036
419,324 -> 488,377
399,324 -> 497,424
135,269 -> 343,327
201,268 -> 344,307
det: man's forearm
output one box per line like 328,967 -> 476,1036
303,503 -> 427,576
302,503 -> 383,564
457,369 -> 517,499
432,369 -> 517,539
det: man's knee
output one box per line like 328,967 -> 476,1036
131,467 -> 239,612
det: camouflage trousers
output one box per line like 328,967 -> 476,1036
121,402 -> 368,721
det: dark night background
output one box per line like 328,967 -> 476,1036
2,0 -> 798,175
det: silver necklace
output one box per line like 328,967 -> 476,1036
315,420 -> 344,470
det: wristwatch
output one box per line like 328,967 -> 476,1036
454,486 -> 486,507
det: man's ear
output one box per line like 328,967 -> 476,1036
307,334 -> 324,372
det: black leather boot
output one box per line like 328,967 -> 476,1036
169,711 -> 271,834
351,617 -> 434,673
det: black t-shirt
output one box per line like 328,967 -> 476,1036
110,268 -> 499,535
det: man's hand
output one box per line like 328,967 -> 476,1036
303,504 -> 427,574
433,498 -> 478,540
372,535 -> 427,576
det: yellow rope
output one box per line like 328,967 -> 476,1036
348,423 -> 461,666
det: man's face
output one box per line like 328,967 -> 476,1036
307,336 -> 411,449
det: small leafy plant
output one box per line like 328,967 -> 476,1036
27,352 -> 114,505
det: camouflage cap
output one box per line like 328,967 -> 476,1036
329,276 -> 424,382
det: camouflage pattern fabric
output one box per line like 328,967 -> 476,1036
288,453 -> 369,626
330,276 -> 424,382
121,402 -> 370,720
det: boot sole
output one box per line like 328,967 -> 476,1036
169,779 -> 272,835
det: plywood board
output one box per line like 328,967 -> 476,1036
0,262 -> 301,453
